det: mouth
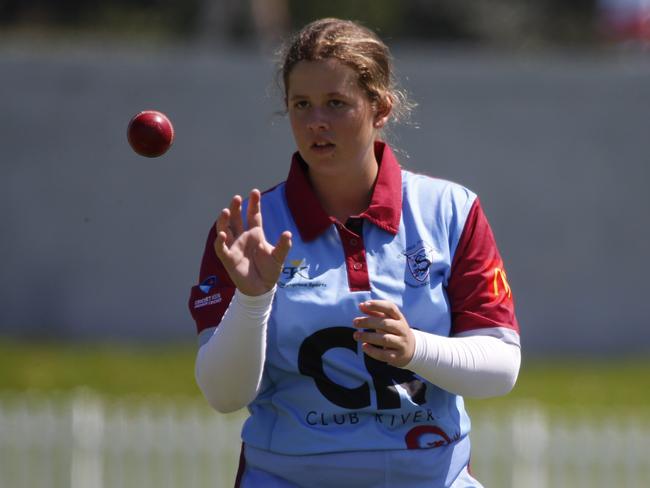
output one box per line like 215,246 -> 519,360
311,141 -> 335,152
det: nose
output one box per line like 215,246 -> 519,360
306,108 -> 330,131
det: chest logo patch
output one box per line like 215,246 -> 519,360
284,259 -> 310,279
404,242 -> 436,284
278,258 -> 326,289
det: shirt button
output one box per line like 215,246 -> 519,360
353,262 -> 363,270
349,238 -> 358,246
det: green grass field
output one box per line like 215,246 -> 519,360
1,340 -> 648,488
1,340 -> 648,416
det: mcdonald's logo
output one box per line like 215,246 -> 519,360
493,267 -> 512,299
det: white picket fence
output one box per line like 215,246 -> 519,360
0,390 -> 648,488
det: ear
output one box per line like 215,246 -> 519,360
373,95 -> 393,129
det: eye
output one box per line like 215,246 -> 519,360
328,99 -> 346,108
293,100 -> 310,110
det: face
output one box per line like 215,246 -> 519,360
286,59 -> 389,179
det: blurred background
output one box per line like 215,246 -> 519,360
1,1 -> 649,486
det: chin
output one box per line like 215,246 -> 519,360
301,149 -> 335,165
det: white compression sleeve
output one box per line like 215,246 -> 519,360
404,330 -> 521,399
195,287 -> 275,413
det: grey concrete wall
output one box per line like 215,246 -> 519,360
2,41 -> 649,354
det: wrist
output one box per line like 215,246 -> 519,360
405,329 -> 441,370
234,283 -> 275,297
230,286 -> 276,325
235,286 -> 276,304
405,329 -> 417,365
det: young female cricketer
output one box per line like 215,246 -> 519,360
189,18 -> 521,487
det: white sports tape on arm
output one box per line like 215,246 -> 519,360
195,287 -> 274,413
405,330 -> 521,398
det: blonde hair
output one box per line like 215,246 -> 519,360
278,18 -> 414,125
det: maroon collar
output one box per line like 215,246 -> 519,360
285,141 -> 402,241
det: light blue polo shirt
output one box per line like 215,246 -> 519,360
189,142 -> 519,486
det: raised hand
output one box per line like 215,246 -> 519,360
214,189 -> 292,296
353,300 -> 416,367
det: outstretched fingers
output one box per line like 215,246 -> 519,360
246,189 -> 263,229
215,208 -> 234,247
228,195 -> 244,236
214,194 -> 243,264
214,229 -> 232,263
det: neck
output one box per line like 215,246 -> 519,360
309,156 -> 379,224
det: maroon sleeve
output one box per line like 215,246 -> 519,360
447,199 -> 519,335
188,223 -> 236,335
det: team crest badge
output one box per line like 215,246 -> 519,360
404,242 -> 435,284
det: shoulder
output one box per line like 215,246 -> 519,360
401,169 -> 477,223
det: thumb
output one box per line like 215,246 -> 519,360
271,231 -> 292,265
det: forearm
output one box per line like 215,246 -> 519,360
195,287 -> 275,413
405,330 -> 521,398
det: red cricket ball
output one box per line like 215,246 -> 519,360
127,110 -> 175,157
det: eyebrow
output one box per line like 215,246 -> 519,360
289,91 -> 349,101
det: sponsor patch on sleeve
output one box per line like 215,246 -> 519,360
193,293 -> 222,309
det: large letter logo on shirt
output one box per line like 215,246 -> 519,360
298,327 -> 426,410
